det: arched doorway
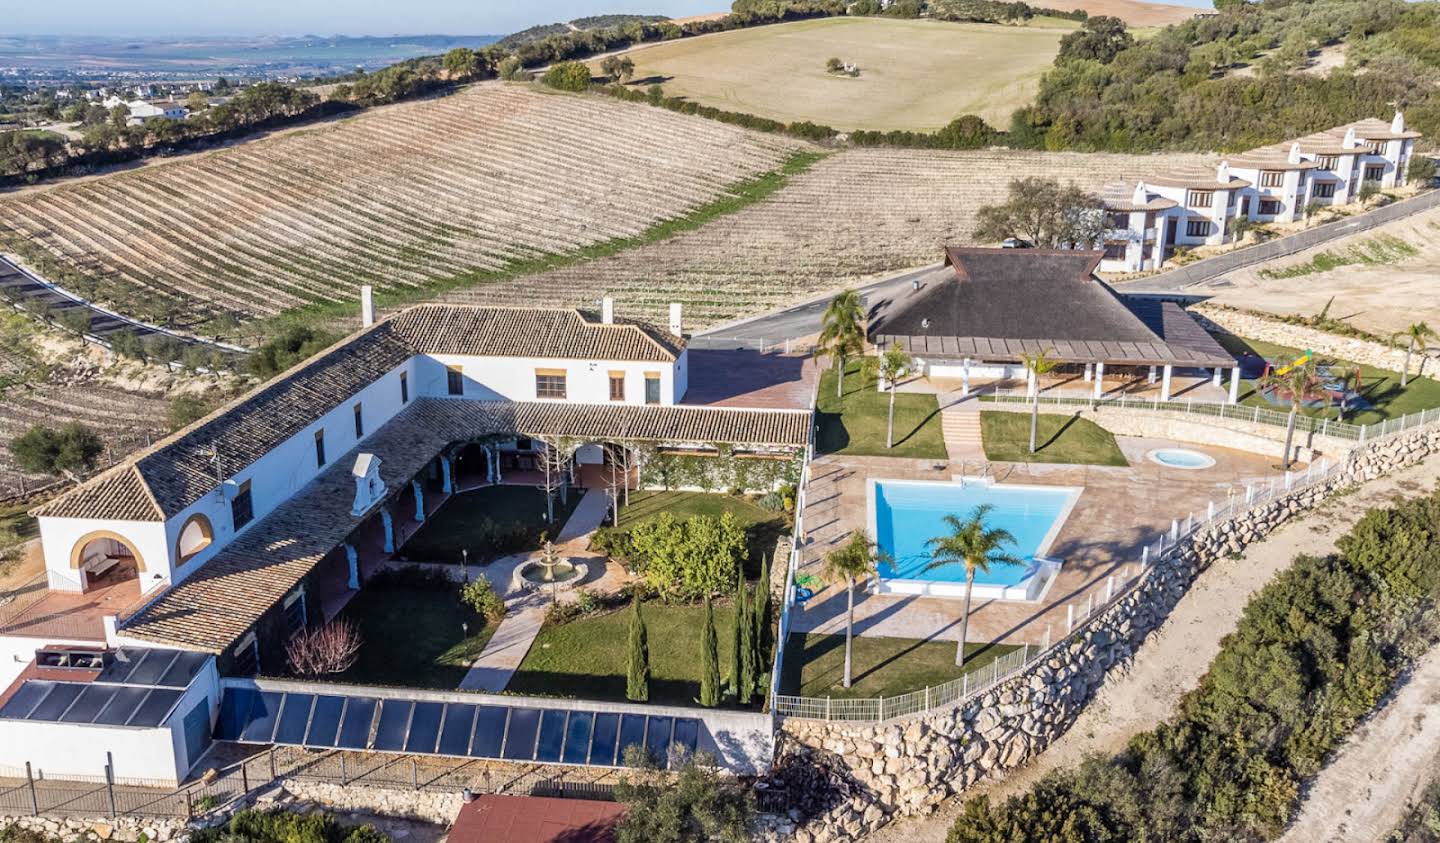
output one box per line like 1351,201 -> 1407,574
69,531 -> 145,593
454,442 -> 491,489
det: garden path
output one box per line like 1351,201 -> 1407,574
458,490 -> 610,692
863,450 -> 1440,842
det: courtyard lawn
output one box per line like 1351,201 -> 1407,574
398,485 -> 579,563
1212,333 -> 1440,427
335,585 -> 495,689
506,601 -> 766,707
779,633 -> 1022,700
816,359 -> 947,459
616,491 -> 790,577
980,411 -> 1129,466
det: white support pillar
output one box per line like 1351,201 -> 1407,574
441,456 -> 453,494
1160,364 -> 1174,401
1083,363 -> 1093,383
1147,365 -> 1157,385
1228,367 -> 1241,405
491,445 -> 501,483
411,479 -> 425,522
380,509 -> 394,553
345,544 -> 360,590
1093,362 -> 1105,400
961,358 -> 971,397
1211,367 -> 1222,388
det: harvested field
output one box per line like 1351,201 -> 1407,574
609,17 -> 1069,130
0,83 -> 805,329
1042,0 -> 1198,27
0,383 -> 170,498
1207,205 -> 1440,338
447,147 -> 1210,329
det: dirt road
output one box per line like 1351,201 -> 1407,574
867,454 -> 1440,842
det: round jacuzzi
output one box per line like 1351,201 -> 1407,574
1147,448 -> 1216,470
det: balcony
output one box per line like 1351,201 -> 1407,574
0,563 -> 146,641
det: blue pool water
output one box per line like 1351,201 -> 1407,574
873,481 -> 1078,585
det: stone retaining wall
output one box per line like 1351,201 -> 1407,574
275,780 -> 462,826
1193,305 -> 1421,375
0,815 -> 188,843
771,426 -> 1440,843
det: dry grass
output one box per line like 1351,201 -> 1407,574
447,146 -> 1211,329
1045,0 -> 1199,27
607,16 -> 1071,130
0,83 -> 804,325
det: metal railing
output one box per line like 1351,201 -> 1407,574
771,407 -> 1439,723
984,388 -> 1440,445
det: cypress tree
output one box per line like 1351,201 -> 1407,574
699,596 -> 720,707
626,594 -> 649,703
738,576 -> 755,706
729,574 -> 743,698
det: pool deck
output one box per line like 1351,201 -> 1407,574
790,435 -> 1283,647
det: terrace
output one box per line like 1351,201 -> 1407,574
0,556 -> 146,642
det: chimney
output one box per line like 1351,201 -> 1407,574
1131,181 -> 1147,205
1216,161 -> 1230,185
360,285 -> 375,328
1343,127 -> 1357,150
601,296 -> 615,325
1288,142 -> 1301,165
668,303 -> 683,338
1392,110 -> 1405,134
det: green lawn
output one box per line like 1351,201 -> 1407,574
779,633 -> 1022,700
398,485 -> 579,563
616,491 -> 790,578
335,586 -> 495,689
1212,333 -> 1440,427
507,601 -> 767,708
816,358 -> 947,459
980,411 -> 1129,466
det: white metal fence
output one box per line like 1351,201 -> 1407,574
771,432 -> 1400,722
985,389 -> 1440,444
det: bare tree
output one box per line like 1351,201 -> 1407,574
538,436 -> 578,523
285,620 -> 363,676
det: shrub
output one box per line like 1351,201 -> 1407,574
626,594 -> 649,702
615,749 -> 754,842
285,620 -> 363,676
1408,154 -> 1438,186
190,809 -> 390,843
627,512 -> 747,599
461,577 -> 507,623
248,325 -> 338,378
108,328 -> 146,361
56,307 -> 92,336
541,61 -> 593,92
169,393 -> 217,431
1359,181 -> 1382,204
9,423 -> 104,477
825,57 -> 843,73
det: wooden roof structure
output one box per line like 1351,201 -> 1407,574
868,248 -> 1233,368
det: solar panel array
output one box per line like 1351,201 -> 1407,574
96,649 -> 209,689
0,680 -> 184,728
216,689 -> 702,769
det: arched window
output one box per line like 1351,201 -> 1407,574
175,514 -> 215,564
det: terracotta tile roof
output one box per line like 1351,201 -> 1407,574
1099,182 -> 1178,213
1145,167 -> 1251,190
120,398 -> 808,652
33,305 -> 684,523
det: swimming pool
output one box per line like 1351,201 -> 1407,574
868,479 -> 1081,602
1147,448 -> 1216,470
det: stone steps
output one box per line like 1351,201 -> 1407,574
941,409 -> 984,460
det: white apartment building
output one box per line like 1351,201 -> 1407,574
1100,112 -> 1425,273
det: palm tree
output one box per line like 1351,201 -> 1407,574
819,290 -> 865,399
1329,365 -> 1361,422
1262,357 -> 1327,470
924,505 -> 1020,667
1392,323 -> 1436,387
1019,349 -> 1058,454
821,530 -> 881,688
879,342 -> 914,449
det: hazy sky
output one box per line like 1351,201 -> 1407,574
7,0 -> 1214,37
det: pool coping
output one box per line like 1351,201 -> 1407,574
864,476 -> 1084,603
1146,448 -> 1218,470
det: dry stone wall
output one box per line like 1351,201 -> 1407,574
1193,305 -> 1421,375
0,815 -> 188,843
768,426 -> 1440,843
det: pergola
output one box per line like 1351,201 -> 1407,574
867,247 -> 1240,403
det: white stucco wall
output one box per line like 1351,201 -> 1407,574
0,636 -> 97,692
0,718 -> 183,784
37,518 -> 171,594
418,354 -> 679,406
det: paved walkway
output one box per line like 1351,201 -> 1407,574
938,390 -> 985,462
458,489 -> 615,692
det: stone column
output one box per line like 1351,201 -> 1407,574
345,544 -> 359,590
1083,363 -> 1093,383
1229,367 -> 1242,405
380,509 -> 394,553
1211,367 -> 1222,388
1161,364 -> 1174,401
961,358 -> 971,397
441,455 -> 453,494
1147,365 -> 1157,385
1093,362 -> 1105,400
491,445 -> 501,484
411,479 -> 425,523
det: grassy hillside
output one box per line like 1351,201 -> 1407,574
604,17 -> 1071,130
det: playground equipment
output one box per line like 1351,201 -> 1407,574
1272,349 -> 1314,377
